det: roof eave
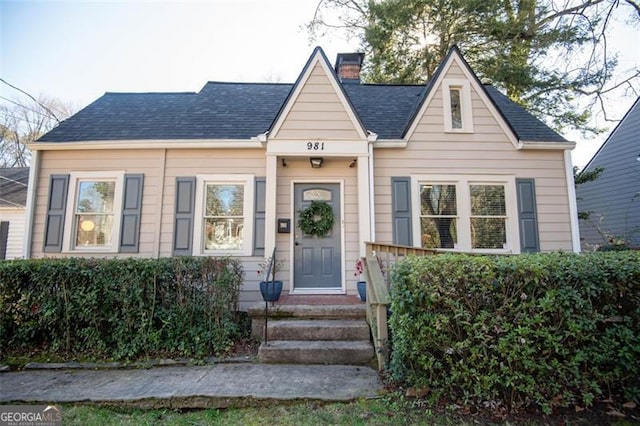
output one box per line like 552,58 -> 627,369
28,139 -> 265,151
517,140 -> 576,150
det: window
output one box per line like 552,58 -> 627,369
63,171 -> 124,252
194,175 -> 254,256
413,176 -> 518,252
449,88 -> 462,129
442,79 -> 473,133
470,185 -> 507,249
420,184 -> 457,248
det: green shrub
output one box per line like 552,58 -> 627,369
0,257 -> 244,361
388,251 -> 640,413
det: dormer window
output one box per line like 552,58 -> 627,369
443,79 -> 473,133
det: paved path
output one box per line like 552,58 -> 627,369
0,364 -> 381,408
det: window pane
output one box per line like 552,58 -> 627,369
76,181 -> 115,214
471,218 -> 506,249
470,185 -> 506,216
421,217 -> 457,249
206,184 -> 244,216
74,180 -> 115,248
450,88 -> 462,129
204,218 -> 243,250
75,214 -> 113,247
421,185 -> 457,215
303,189 -> 332,201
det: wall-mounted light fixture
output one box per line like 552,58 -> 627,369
281,158 -> 287,167
349,159 -> 357,168
310,157 -> 323,168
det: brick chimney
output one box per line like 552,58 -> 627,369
334,52 -> 364,84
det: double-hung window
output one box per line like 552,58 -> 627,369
193,175 -> 254,256
63,171 -> 124,252
413,175 -> 518,253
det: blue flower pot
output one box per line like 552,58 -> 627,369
260,280 -> 283,302
357,281 -> 366,302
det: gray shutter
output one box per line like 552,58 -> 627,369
119,174 -> 144,253
516,178 -> 540,253
43,174 -> 70,253
0,221 -> 8,260
173,177 -> 196,256
391,177 -> 413,246
253,177 -> 266,256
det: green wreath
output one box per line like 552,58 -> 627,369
298,200 -> 334,237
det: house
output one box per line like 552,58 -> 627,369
26,46 -> 579,309
576,96 -> 640,249
0,167 -> 30,259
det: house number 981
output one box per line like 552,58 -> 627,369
307,142 -> 324,151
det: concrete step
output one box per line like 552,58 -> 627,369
266,319 -> 370,341
258,340 -> 374,365
248,304 -> 366,320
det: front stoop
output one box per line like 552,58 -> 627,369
248,304 -> 375,366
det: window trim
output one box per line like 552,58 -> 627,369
442,79 -> 474,133
193,174 -> 255,256
411,175 -> 520,253
62,171 -> 125,253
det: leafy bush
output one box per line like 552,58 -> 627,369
389,251 -> 640,413
0,257 -> 244,361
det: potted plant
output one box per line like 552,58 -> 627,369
257,256 -> 284,302
355,258 -> 366,302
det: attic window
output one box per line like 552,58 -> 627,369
443,79 -> 473,133
450,88 -> 462,129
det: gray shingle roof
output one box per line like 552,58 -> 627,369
0,167 -> 29,208
38,74 -> 565,143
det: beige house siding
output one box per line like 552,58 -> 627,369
32,149 -> 163,258
373,65 -> 573,252
1,208 -> 26,259
273,63 -> 362,140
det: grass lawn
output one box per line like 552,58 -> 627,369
60,396 -> 639,426
61,398 -> 466,426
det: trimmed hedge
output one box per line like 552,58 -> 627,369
389,251 -> 640,413
0,257 -> 244,360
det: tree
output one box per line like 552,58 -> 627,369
574,165 -> 604,220
0,80 -> 73,167
308,0 -> 640,135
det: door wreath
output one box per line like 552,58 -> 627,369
298,200 -> 334,237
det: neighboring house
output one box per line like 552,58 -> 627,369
0,167 -> 30,259
576,96 -> 640,249
26,47 -> 579,308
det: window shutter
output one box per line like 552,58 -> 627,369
253,177 -> 266,256
0,221 -> 9,260
43,174 -> 69,253
516,178 -> 540,253
391,177 -> 413,246
173,177 -> 196,256
119,174 -> 144,253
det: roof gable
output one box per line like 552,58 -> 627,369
268,47 -> 368,140
403,47 -> 519,148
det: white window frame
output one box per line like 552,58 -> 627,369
411,175 -> 520,253
63,171 -> 125,253
193,174 -> 254,256
442,79 -> 474,133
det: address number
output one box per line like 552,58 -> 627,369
307,142 -> 324,151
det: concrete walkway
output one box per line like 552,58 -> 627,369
0,364 -> 382,409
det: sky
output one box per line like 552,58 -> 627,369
1,0 -> 639,168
